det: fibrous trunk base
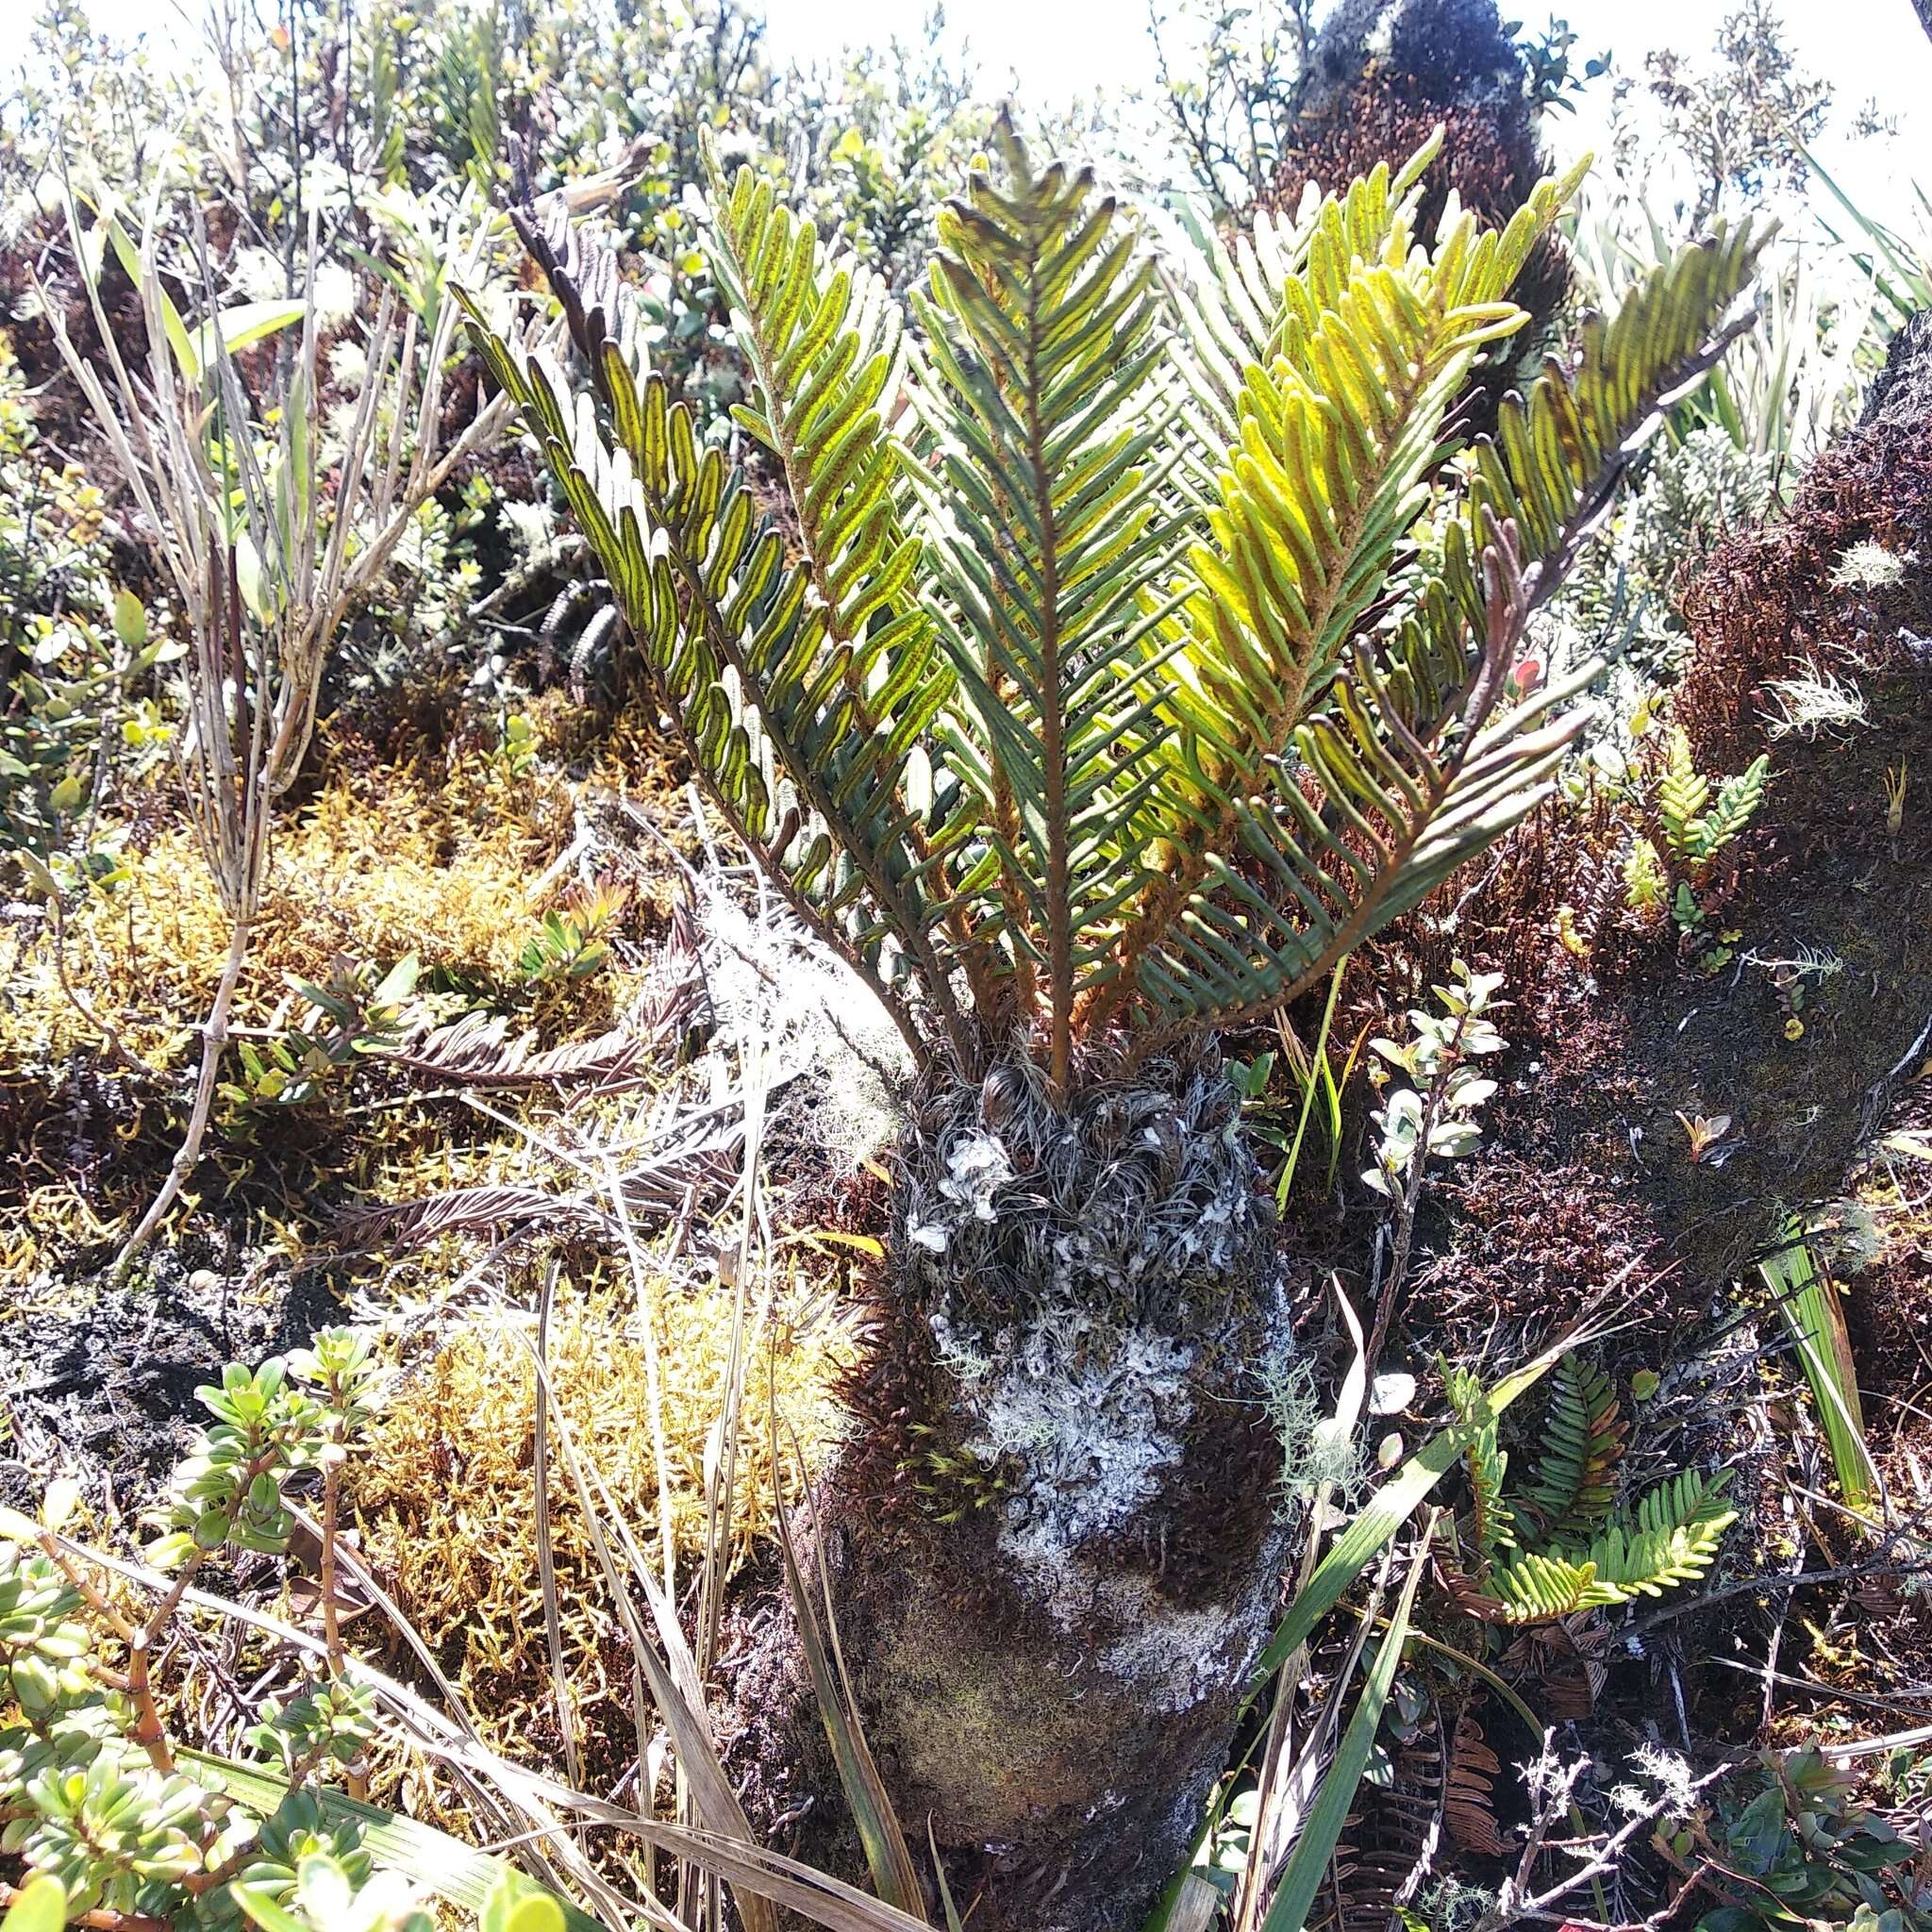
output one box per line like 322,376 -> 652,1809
734,1048 -> 1292,1932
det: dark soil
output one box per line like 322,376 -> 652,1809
0,1250 -> 341,1510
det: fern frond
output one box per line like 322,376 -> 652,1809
701,154 -> 1005,1019
704,156 -> 927,650
458,210 -> 972,1067
1113,214 -> 1768,1042
1160,135 -> 1440,499
1443,1364 -> 1516,1559
1522,1354 -> 1626,1545
1696,755 -> 1770,859
1463,1549 -> 1601,1624
1470,1470 -> 1734,1624
910,114 -> 1177,1086
1582,1470 -> 1736,1601
1657,725 -> 1710,855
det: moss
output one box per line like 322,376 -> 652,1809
0,740 -> 689,1274
347,1261 -> 860,1794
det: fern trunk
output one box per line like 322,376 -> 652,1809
740,1051 -> 1291,1931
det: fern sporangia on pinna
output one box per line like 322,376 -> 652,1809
460,121 -> 1765,1932
1441,1355 -> 1737,1624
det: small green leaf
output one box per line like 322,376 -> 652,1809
110,589 -> 148,650
1,1874 -> 68,1932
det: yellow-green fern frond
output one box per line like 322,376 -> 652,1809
1108,209 -> 1769,1044
1581,1470 -> 1736,1602
1522,1354 -> 1626,1544
457,211 -> 973,1066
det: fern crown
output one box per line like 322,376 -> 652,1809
461,119 -> 1766,1089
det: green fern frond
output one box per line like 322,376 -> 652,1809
1697,754 -> 1771,859
1582,1469 -> 1736,1601
909,115 -> 1176,1086
1476,1469 -> 1734,1624
457,211 -> 973,1066
703,155 -> 927,651
700,153 -> 1006,1017
1522,1355 -> 1626,1545
1470,1548 -> 1601,1624
1109,212 -> 1767,1043
1657,725 -> 1711,855
1443,1364 -> 1516,1559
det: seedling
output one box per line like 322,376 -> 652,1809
1677,1111 -> 1733,1162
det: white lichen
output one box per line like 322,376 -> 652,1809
1832,540 -> 1913,591
693,880 -> 909,1165
1763,661 -> 1869,739
1099,1585 -> 1275,1716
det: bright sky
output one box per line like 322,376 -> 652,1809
8,0 -> 1932,228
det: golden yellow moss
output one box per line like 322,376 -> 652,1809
0,734 -> 704,1269
1,757 -> 586,1074
347,1264 -> 860,1782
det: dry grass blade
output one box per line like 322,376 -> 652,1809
386,1012 -> 658,1088
772,1422 -> 927,1918
59,1539 -> 638,1926
338,1184 -> 606,1249
534,1261 -> 587,1804
38,187 -> 527,1269
512,1333 -> 779,1932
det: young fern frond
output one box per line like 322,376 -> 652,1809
1464,1548 -> 1604,1623
1521,1354 -> 1626,1543
457,210 -> 972,1068
1658,725 -> 1713,854
1105,213 -> 1766,1045
703,158 -> 928,651
1580,1470 -> 1736,1602
1445,1366 -> 1516,1559
910,120 -> 1176,1087
1159,135 -> 1443,500
1695,757 -> 1772,861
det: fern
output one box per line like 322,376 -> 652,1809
1444,1366 -> 1515,1558
1521,1354 -> 1626,1544
1656,724 -> 1771,874
1445,1354 -> 1735,1624
461,119 -> 1767,1090
1657,725 -> 1712,855
1581,1470 -> 1737,1601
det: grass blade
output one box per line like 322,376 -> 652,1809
1760,1218 -> 1877,1516
1257,1541 -> 1429,1932
773,1421 -> 928,1918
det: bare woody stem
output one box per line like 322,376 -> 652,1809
115,912 -> 253,1275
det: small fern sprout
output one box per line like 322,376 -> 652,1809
1441,1351 -> 1737,1624
1624,724 -> 1770,939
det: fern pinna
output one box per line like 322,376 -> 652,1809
1443,1354 -> 1736,1624
459,120 -> 1767,1092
